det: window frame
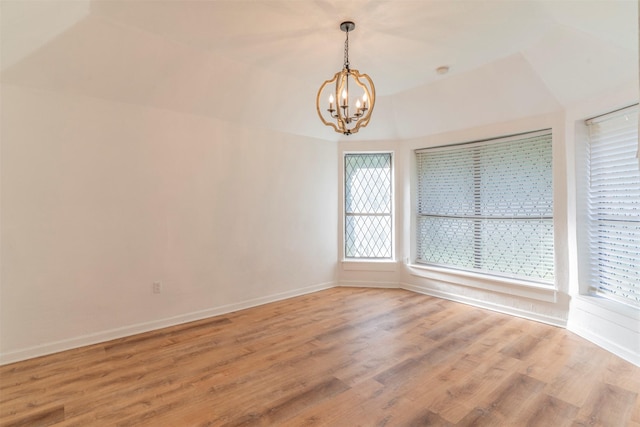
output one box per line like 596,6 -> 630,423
342,151 -> 395,261
581,104 -> 639,308
413,129 -> 555,286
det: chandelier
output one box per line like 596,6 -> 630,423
316,21 -> 375,135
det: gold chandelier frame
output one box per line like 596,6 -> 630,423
316,21 -> 376,135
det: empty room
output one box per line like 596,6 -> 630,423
1,0 -> 639,426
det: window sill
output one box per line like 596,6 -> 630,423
407,263 -> 557,303
342,259 -> 397,272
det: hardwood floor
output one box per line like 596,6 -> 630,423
1,287 -> 639,426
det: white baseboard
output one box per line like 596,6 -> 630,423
407,264 -> 557,303
338,280 -> 400,288
567,296 -> 639,367
401,282 -> 567,327
567,323 -> 639,367
0,281 -> 336,366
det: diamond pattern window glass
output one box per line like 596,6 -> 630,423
586,105 -> 639,308
345,153 -> 393,259
416,130 -> 554,283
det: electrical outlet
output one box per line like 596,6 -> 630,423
152,282 -> 162,294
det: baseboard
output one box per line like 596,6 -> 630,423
0,281 -> 336,366
401,282 -> 567,327
567,323 -> 639,367
341,280 -> 567,327
338,280 -> 400,289
567,296 -> 639,367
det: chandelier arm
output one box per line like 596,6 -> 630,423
336,70 -> 348,129
344,70 -> 375,135
316,73 -> 343,134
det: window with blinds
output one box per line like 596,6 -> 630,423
586,105 -> 639,308
416,130 -> 554,283
344,153 -> 393,259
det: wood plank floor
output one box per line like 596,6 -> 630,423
1,287 -> 639,426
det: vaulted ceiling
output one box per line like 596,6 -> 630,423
2,0 -> 638,141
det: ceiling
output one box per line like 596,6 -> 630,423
1,0 -> 638,141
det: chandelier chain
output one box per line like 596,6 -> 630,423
343,30 -> 350,69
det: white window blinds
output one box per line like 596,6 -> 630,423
416,130 -> 554,283
586,105 -> 639,307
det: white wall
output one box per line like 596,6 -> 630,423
0,84 -> 338,364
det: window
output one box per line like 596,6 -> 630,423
585,105 -> 639,308
344,153 -> 393,259
416,130 -> 554,283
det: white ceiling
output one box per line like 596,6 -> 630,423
1,0 -> 638,141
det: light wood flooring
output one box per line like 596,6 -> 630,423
1,287 -> 639,426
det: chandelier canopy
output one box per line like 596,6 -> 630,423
316,21 -> 375,135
